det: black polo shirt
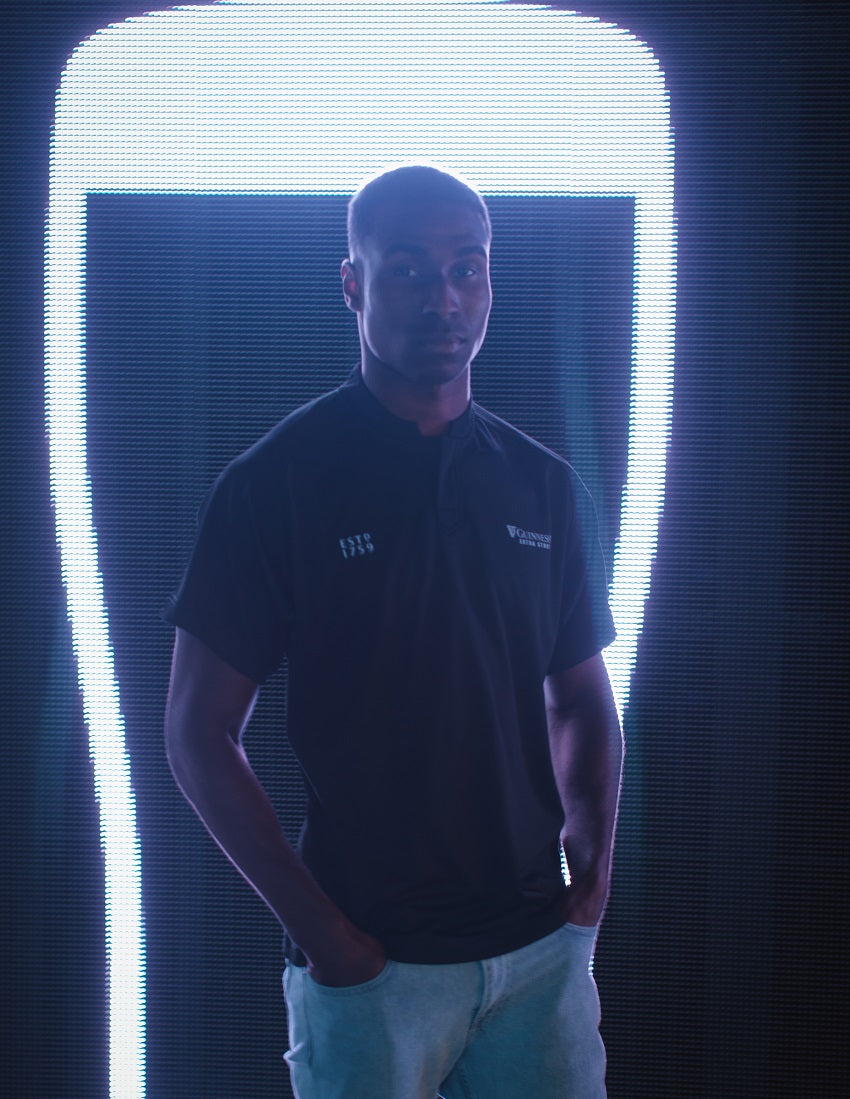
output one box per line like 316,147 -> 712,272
167,371 -> 615,964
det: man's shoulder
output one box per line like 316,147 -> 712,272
472,402 -> 572,476
229,376 -> 356,474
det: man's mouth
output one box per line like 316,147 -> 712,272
420,332 -> 465,352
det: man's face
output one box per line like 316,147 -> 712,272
343,199 -> 492,388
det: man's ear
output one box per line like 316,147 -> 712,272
341,259 -> 362,312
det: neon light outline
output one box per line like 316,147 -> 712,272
45,3 -> 674,1094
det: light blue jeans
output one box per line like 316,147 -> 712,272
283,922 -> 606,1098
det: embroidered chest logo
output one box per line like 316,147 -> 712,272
506,524 -> 552,550
339,532 -> 375,560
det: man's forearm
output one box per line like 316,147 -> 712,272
559,722 -> 622,908
545,655 -> 624,925
166,725 -> 386,985
164,626 -> 387,986
167,724 -> 334,945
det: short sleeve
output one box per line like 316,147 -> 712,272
164,459 -> 290,683
546,466 -> 616,674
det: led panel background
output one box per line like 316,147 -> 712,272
45,6 -> 673,1093
1,2 -> 847,1098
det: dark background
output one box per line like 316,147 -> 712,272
1,2 -> 847,1096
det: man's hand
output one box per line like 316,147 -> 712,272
561,870 -> 610,927
307,922 -> 388,987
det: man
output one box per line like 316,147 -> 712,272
164,164 -> 623,1098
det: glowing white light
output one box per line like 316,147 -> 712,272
46,2 -> 674,1092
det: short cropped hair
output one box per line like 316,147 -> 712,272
347,164 -> 492,259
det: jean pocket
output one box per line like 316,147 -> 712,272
561,921 -> 599,937
305,959 -> 395,998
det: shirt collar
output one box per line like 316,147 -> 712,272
342,367 -> 476,443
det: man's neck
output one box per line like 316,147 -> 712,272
360,360 -> 471,437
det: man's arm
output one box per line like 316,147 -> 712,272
544,652 -> 624,926
164,626 -> 386,986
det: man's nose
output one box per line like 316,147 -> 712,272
423,275 -> 460,317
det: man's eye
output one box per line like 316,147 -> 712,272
454,264 -> 479,278
391,264 -> 419,278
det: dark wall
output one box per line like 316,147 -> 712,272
1,2 -> 846,1096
